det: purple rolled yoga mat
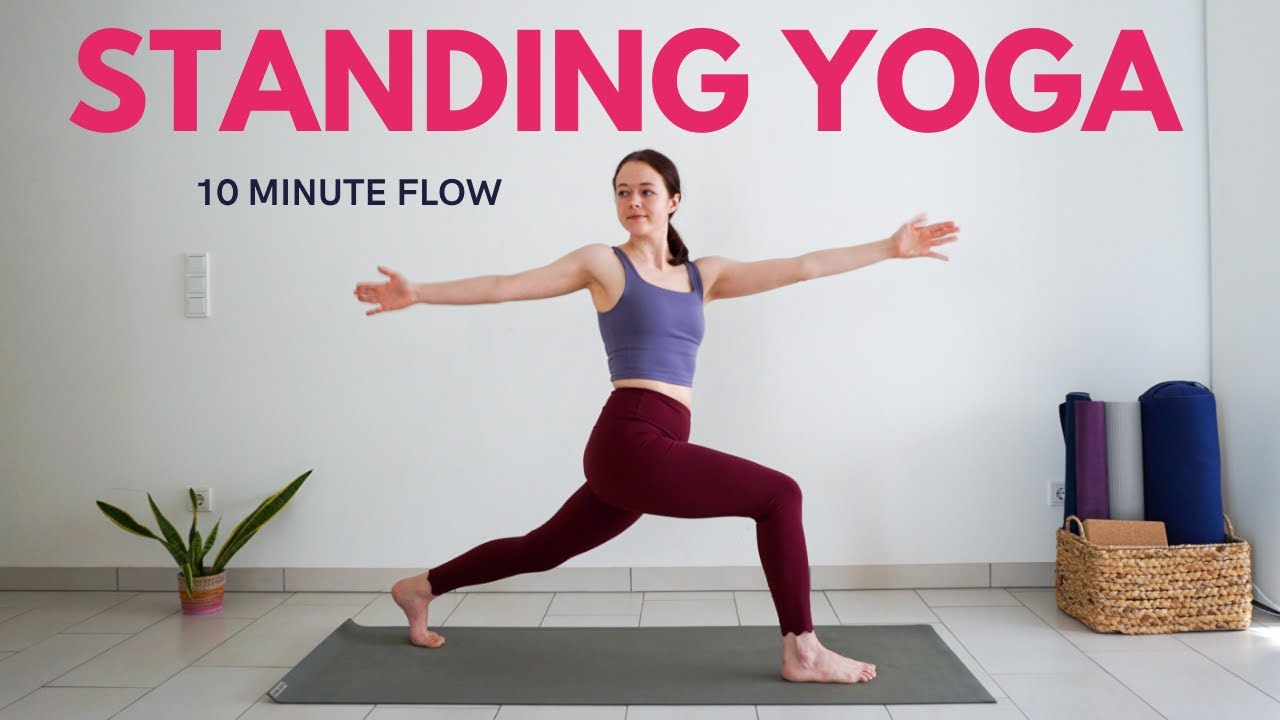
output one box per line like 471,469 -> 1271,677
1074,401 -> 1110,520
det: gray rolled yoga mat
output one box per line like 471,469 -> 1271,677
1105,401 -> 1144,520
269,620 -> 996,706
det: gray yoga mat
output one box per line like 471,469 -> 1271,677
1105,401 -> 1144,520
269,620 -> 995,706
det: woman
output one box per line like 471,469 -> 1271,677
354,149 -> 958,684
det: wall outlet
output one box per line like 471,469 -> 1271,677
193,487 -> 213,513
1048,481 -> 1065,507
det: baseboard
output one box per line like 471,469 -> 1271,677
1254,583 -> 1280,615
0,563 -> 1055,592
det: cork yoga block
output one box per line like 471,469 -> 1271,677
1081,519 -> 1168,547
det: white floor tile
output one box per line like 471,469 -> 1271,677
0,592 -> 133,611
994,672 -> 1161,719
1175,625 -> 1280,700
0,593 -> 44,607
282,592 -> 378,607
0,594 -> 137,651
918,590 -> 1021,608
0,608 -> 30,624
444,594 -> 553,627
368,707 -> 498,719
220,593 -> 292,619
0,634 -> 129,710
238,693 -> 373,719
0,687 -> 148,720
1088,647 -> 1280,720
734,591 -> 839,627
540,614 -> 639,627
49,614 -> 251,687
3,588 -> 1275,720
930,624 -> 1007,699
195,604 -> 358,667
547,593 -> 643,616
887,697 -> 1026,719
495,705 -> 626,719
643,592 -> 734,602
62,593 -> 177,634
640,597 -> 739,627
353,593 -> 464,627
932,607 -> 1100,675
824,591 -> 939,625
625,707 -> 756,719
0,609 -> 99,652
757,706 -> 891,719
1010,591 -> 1183,652
112,666 -> 285,720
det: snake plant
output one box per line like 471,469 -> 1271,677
96,470 -> 311,595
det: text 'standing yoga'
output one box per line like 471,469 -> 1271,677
71,27 -> 1181,134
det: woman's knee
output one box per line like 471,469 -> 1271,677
769,471 -> 803,507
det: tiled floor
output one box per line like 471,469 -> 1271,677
0,588 -> 1277,719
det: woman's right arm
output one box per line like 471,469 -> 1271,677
356,244 -> 611,315
415,244 -> 609,304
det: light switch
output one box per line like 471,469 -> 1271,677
185,253 -> 210,318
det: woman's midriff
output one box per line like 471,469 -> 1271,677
611,378 -> 692,410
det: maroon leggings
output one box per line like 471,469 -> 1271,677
428,387 -> 814,635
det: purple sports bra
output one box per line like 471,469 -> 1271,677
597,246 -> 705,387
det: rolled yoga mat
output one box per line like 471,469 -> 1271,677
1058,391 -> 1092,525
1104,401 -> 1144,520
269,620 -> 996,706
1073,401 -> 1110,520
1139,381 -> 1224,545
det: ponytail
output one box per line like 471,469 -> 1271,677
667,222 -> 688,266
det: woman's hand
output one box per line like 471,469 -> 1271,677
890,214 -> 959,261
354,266 -> 416,316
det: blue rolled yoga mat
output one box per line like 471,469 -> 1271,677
1104,401 -> 1144,520
1058,392 -> 1092,525
1139,381 -> 1224,545
1074,401 -> 1110,520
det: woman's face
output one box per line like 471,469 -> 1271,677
614,161 -> 679,235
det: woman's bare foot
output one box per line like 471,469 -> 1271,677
391,571 -> 445,648
781,631 -> 876,683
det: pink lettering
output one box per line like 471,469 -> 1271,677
986,29 -> 1080,133
326,30 -> 413,132
781,30 -> 876,131
652,28 -> 747,133
878,29 -> 979,133
554,30 -> 642,131
426,30 -> 507,131
70,28 -> 145,133
220,30 -> 320,131
68,26 -> 1182,135
1082,30 -> 1181,131
149,30 -> 221,131
516,30 -> 541,131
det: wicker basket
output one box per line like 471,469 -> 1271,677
177,571 -> 226,615
1055,515 -> 1252,634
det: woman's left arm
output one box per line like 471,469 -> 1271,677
699,215 -> 958,303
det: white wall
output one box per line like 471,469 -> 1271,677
1,1 -> 1211,571
1206,0 -> 1280,605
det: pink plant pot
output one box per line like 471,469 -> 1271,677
178,571 -> 226,615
